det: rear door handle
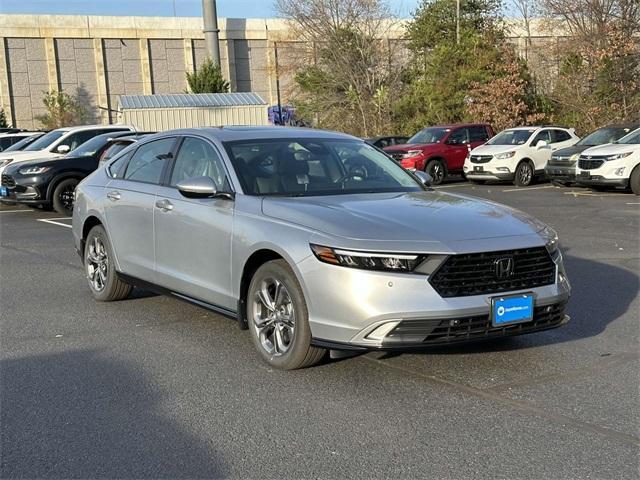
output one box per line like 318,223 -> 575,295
155,199 -> 174,212
106,191 -> 121,201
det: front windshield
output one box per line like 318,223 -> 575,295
407,128 -> 448,144
224,138 -> 423,197
4,134 -> 43,152
616,128 -> 640,145
23,130 -> 65,151
72,135 -> 110,157
578,127 -> 636,146
487,129 -> 536,145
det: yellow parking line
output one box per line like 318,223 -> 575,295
502,185 -> 556,192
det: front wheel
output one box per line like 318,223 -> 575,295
425,159 -> 446,185
247,259 -> 326,370
514,161 -> 534,187
630,165 -> 640,195
52,178 -> 78,216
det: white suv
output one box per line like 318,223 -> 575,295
464,126 -> 579,186
0,125 -> 133,175
576,127 -> 640,195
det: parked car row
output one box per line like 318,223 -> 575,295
381,123 -> 640,194
0,125 -> 154,214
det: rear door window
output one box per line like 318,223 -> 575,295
468,126 -> 490,142
124,138 -> 176,184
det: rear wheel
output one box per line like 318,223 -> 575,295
630,165 -> 640,195
84,225 -> 132,301
425,159 -> 446,185
514,161 -> 534,187
247,259 -> 326,370
52,178 -> 78,216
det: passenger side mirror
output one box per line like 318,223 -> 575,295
414,170 -> 433,187
177,176 -> 218,199
56,144 -> 71,154
536,140 -> 548,149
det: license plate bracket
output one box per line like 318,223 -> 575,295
474,166 -> 484,172
491,293 -> 534,327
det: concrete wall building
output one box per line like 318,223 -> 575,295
0,14 -> 562,130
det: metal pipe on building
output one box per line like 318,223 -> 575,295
202,0 -> 221,66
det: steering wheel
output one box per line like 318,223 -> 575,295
335,166 -> 368,185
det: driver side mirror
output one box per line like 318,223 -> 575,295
177,176 -> 218,199
414,170 -> 433,187
56,144 -> 71,154
536,140 -> 549,149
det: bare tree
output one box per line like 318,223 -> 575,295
274,0 -> 405,137
510,0 -> 541,59
536,0 -> 640,130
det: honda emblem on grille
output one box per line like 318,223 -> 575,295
494,257 -> 515,279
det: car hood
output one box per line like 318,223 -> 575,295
261,191 -> 547,253
580,143 -> 639,156
470,144 -> 524,155
552,145 -> 590,157
383,143 -> 435,153
0,150 -> 59,162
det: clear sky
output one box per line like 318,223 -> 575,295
0,0 -> 421,18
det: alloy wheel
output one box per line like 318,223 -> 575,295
86,236 -> 108,292
519,164 -> 532,185
59,185 -> 75,212
251,277 -> 295,356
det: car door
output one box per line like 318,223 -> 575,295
153,136 -> 235,310
528,129 -> 553,171
444,127 -> 471,170
103,137 -> 178,282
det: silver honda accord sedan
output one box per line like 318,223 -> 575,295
72,127 -> 571,369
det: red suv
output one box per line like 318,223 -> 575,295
384,123 -> 494,184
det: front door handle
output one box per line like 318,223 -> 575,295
106,191 -> 121,201
155,199 -> 174,212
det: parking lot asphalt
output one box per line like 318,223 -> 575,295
1,184 -> 639,479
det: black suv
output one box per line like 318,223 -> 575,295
1,131 -> 152,215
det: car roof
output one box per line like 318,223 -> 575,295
109,133 -> 154,142
53,124 -> 133,134
418,123 -> 491,130
154,126 -> 358,142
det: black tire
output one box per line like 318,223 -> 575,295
84,225 -> 132,302
514,161 -> 534,187
52,178 -> 78,216
630,165 -> 640,195
247,259 -> 326,370
425,159 -> 446,185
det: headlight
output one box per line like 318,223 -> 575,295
541,226 -> 559,255
606,152 -> 632,161
0,159 -> 14,168
570,153 -> 580,162
495,151 -> 516,160
402,150 -> 423,159
18,166 -> 51,175
310,244 -> 424,272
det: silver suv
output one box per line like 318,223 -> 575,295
73,127 -> 571,369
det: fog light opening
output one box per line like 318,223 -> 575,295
365,321 -> 401,342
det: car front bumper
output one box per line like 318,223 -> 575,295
0,173 -> 50,205
464,170 -> 515,181
545,165 -> 576,183
575,174 -> 629,188
297,250 -> 571,349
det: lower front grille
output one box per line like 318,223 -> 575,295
1,174 -> 15,187
384,302 -> 567,345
